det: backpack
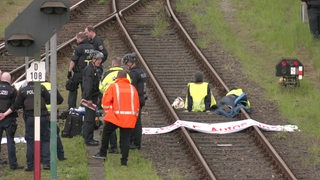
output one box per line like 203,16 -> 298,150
61,113 -> 83,138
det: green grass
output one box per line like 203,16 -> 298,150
105,150 -> 160,180
57,136 -> 89,180
0,136 -> 88,180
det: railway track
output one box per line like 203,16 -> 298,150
115,0 -> 299,179
3,0 -> 314,179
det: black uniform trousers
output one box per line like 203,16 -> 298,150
83,95 -> 99,143
56,125 -> 65,160
24,115 -> 50,169
130,107 -> 142,148
308,5 -> 320,38
109,130 -> 118,151
0,117 -> 18,169
68,71 -> 83,109
99,122 -> 131,165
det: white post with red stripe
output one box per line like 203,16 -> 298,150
34,115 -> 41,180
298,66 -> 303,80
27,60 -> 46,180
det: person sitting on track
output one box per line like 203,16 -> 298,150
214,88 -> 251,118
184,71 -> 216,112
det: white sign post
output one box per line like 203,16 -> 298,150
26,62 -> 46,82
27,60 -> 45,179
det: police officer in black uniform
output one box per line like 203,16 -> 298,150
1,79 -> 52,171
67,32 -> 95,109
85,25 -> 108,63
302,0 -> 320,38
0,72 -> 23,170
122,53 -> 147,150
82,51 -> 103,146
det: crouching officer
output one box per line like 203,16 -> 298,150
0,72 -> 23,170
1,78 -> 52,171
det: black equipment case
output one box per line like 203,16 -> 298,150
61,113 -> 83,138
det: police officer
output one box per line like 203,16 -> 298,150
85,25 -> 108,63
0,72 -> 23,170
99,57 -> 131,153
302,0 -> 320,38
184,71 -> 216,112
82,51 -> 103,146
67,32 -> 95,109
41,80 -> 66,160
1,79 -> 52,171
122,53 -> 147,150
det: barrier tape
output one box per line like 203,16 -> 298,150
0,119 -> 299,144
142,119 -> 299,135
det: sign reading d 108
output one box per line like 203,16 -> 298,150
26,62 -> 46,82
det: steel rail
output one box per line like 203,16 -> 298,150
118,1 -> 216,179
166,0 -> 297,179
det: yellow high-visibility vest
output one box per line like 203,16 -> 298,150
99,67 -> 131,94
185,82 -> 216,112
226,88 -> 250,108
41,82 -> 51,112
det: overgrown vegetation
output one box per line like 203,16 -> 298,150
151,1 -> 169,37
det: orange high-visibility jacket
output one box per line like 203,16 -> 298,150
102,78 -> 140,128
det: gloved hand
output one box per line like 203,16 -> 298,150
67,71 -> 72,79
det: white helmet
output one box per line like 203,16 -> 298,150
93,50 -> 104,60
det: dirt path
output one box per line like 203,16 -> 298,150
86,127 -> 105,180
